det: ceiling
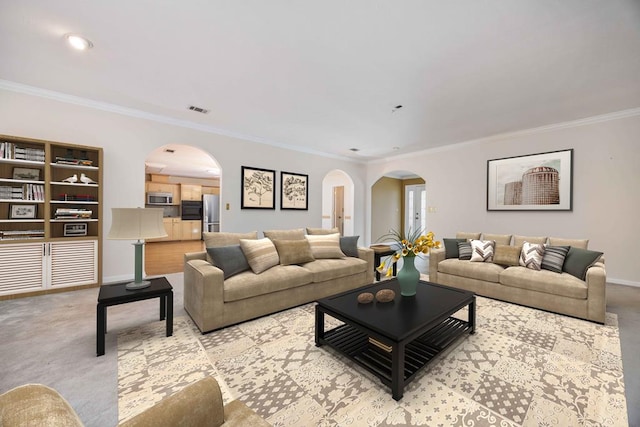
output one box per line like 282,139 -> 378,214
1,1 -> 639,164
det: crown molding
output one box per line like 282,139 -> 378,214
0,79 -> 365,164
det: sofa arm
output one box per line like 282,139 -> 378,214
0,384 -> 84,427
429,248 -> 445,283
185,251 -> 207,263
183,257 -> 225,333
586,261 -> 606,323
357,247 -> 375,284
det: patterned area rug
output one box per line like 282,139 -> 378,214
118,297 -> 627,426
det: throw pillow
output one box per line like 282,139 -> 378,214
305,233 -> 346,259
203,231 -> 258,264
519,241 -> 545,270
457,241 -> 472,260
272,239 -> 315,265
306,227 -> 339,235
239,238 -> 280,274
263,228 -> 305,241
541,245 -> 570,273
493,244 -> 522,266
563,247 -> 603,280
206,245 -> 250,279
339,235 -> 360,257
470,240 -> 495,262
443,238 -> 466,259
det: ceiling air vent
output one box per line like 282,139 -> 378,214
188,105 -> 209,114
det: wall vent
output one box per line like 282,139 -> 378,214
188,105 -> 209,114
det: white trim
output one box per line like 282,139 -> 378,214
0,79 -> 364,164
608,277 -> 640,288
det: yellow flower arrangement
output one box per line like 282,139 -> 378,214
376,228 -> 441,278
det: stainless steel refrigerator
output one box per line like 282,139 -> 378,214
202,194 -> 220,234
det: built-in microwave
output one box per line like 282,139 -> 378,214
147,192 -> 173,205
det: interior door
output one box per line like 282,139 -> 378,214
332,186 -> 344,235
404,184 -> 426,234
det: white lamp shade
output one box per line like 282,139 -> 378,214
107,208 -> 167,240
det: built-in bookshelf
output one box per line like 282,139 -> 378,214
0,134 -> 103,298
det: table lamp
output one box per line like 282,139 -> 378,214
107,207 -> 167,290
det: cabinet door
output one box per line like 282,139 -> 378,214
180,184 -> 202,201
171,218 -> 183,240
49,240 -> 98,287
181,220 -> 201,240
0,242 -> 45,295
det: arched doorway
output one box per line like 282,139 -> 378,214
143,144 -> 221,275
321,170 -> 355,236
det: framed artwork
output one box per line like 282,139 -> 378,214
10,204 -> 37,219
241,166 -> 275,209
12,167 -> 40,181
280,171 -> 308,210
487,149 -> 573,211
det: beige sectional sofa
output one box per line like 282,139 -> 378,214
428,232 -> 606,323
184,228 -> 374,333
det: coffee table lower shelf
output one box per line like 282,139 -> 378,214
319,316 -> 471,397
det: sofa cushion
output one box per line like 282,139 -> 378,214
239,238 -> 280,274
443,238 -> 466,259
263,228 -> 305,240
541,245 -> 570,273
470,240 -> 495,262
493,244 -> 522,266
483,233 -> 512,245
500,266 -> 588,299
206,244 -> 250,279
549,237 -> 589,249
456,232 -> 481,240
563,247 -> 603,280
306,227 -> 339,235
301,258 -> 368,282
519,242 -> 545,270
457,242 -> 472,260
305,233 -> 346,259
514,235 -> 547,246
339,235 -> 360,257
223,265 -> 312,302
438,259 -> 504,283
272,239 -> 315,265
203,231 -> 258,263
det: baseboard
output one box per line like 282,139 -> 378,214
608,278 -> 640,288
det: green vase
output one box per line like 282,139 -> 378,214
397,256 -> 420,296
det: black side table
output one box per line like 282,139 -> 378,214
96,276 -> 173,356
371,245 -> 397,281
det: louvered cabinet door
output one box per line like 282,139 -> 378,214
48,240 -> 98,288
0,243 -> 46,295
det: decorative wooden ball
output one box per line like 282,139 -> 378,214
357,292 -> 374,304
375,289 -> 396,303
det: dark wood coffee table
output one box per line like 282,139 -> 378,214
315,279 -> 475,400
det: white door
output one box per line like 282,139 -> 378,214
332,186 -> 344,235
404,184 -> 426,234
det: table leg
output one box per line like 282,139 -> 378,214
315,306 -> 325,346
391,342 -> 405,400
166,291 -> 173,337
160,293 -> 166,321
469,297 -> 476,334
97,303 -> 106,356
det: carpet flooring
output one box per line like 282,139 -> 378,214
117,297 -> 627,426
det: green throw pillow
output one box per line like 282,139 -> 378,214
206,244 -> 250,279
563,247 -> 603,280
444,238 -> 466,259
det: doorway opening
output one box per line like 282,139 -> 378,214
322,170 -> 354,236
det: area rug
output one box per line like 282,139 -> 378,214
117,297 -> 627,426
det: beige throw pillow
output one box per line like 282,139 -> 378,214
239,238 -> 280,274
493,244 -> 522,266
305,233 -> 345,259
204,231 -> 258,263
272,239 -> 315,265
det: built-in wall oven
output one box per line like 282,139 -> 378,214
181,201 -> 203,220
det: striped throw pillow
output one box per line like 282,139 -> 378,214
457,241 -> 472,260
239,238 -> 280,274
470,240 -> 495,262
519,241 -> 545,270
305,233 -> 346,259
541,245 -> 570,273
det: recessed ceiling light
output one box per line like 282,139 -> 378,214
349,148 -> 360,152
65,34 -> 93,50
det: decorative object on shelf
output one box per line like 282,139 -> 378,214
357,292 -> 374,304
9,204 -> 37,219
487,149 -> 573,211
12,167 -> 40,181
55,156 -> 93,166
62,174 -> 78,183
376,228 -> 441,296
80,173 -> 97,184
280,171 -> 308,210
241,166 -> 275,209
375,289 -> 395,302
63,222 -> 87,237
107,208 -> 167,290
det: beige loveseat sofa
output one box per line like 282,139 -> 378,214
428,232 -> 606,323
0,376 -> 270,427
184,228 -> 374,333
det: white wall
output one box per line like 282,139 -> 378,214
367,114 -> 640,285
0,89 -> 367,282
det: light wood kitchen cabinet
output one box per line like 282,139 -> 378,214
181,220 -> 202,240
180,184 -> 202,201
202,186 -> 220,195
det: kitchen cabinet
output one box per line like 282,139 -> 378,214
181,220 -> 202,240
180,184 -> 201,201
147,218 -> 201,242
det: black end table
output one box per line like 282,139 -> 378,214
96,276 -> 173,356
371,245 -> 397,281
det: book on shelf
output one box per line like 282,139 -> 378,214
0,142 -> 45,161
0,229 -> 45,240
55,208 -> 93,219
55,156 -> 93,166
368,337 -> 392,353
